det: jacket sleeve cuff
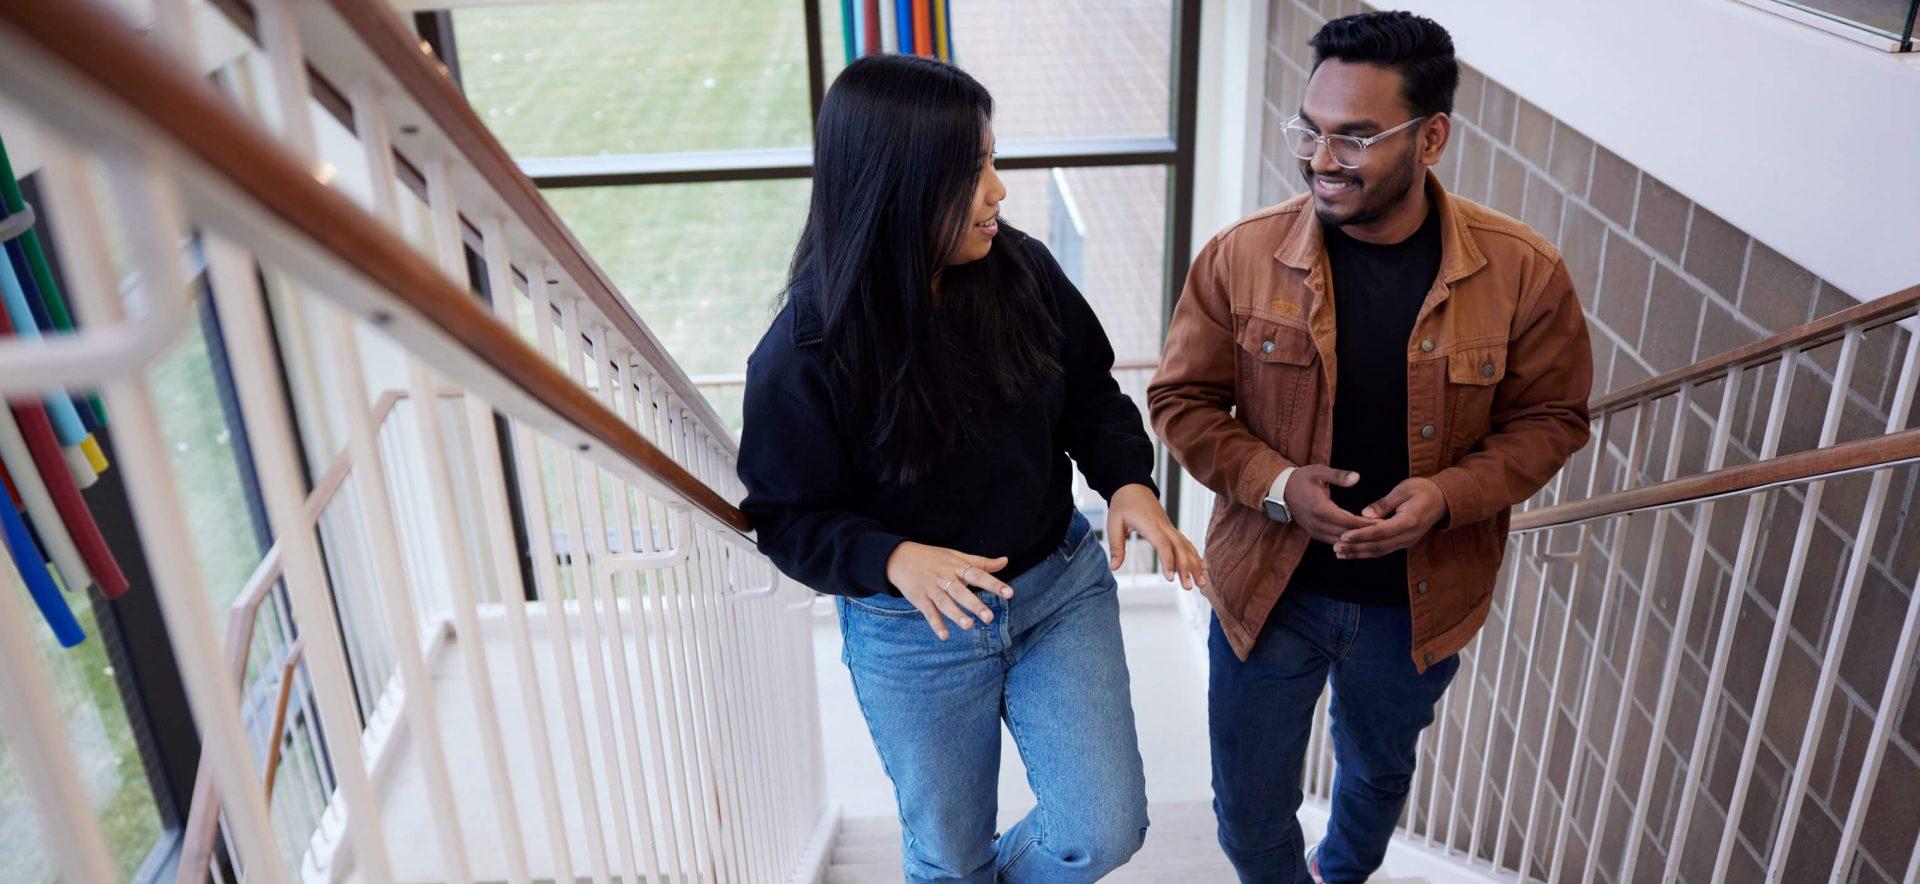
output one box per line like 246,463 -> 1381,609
1233,449 -> 1293,511
850,530 -> 909,596
1430,466 -> 1488,529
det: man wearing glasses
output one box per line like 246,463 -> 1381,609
1149,10 -> 1592,883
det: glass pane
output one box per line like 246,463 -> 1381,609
997,165 -> 1167,369
948,0 -> 1174,141
1760,0 -> 1918,41
454,0 -> 815,158
998,165 -> 1167,572
0,591 -> 165,881
544,179 -> 812,427
150,306 -> 268,624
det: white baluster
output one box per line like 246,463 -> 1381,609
417,155 -> 532,884
480,218 -> 579,884
1614,368 -> 1741,884
44,146 -> 291,884
518,269 -> 615,884
203,230 -> 397,884
1714,332 -> 1860,884
1663,353 -> 1797,882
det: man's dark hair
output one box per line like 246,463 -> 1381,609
1308,11 -> 1458,117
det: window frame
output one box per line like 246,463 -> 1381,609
422,0 -> 1204,513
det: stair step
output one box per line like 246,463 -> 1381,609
832,831 -> 902,851
825,861 -> 907,884
829,842 -> 901,866
838,814 -> 901,837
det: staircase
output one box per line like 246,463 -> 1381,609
2,1 -> 1917,883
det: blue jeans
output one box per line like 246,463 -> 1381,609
1209,591 -> 1459,884
837,513 -> 1149,882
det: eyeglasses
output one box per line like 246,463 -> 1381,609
1283,114 -> 1431,169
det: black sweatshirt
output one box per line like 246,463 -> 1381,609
737,233 -> 1157,598
1288,205 -> 1443,606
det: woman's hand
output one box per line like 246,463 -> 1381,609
1105,484 -> 1209,590
884,542 -> 1015,640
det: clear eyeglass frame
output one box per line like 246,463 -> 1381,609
1283,114 -> 1434,169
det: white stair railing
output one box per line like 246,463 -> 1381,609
0,1 -> 831,882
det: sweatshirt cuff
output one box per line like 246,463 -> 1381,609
1430,466 -> 1486,529
850,529 -> 909,596
1090,471 -> 1159,502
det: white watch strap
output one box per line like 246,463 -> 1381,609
1269,466 -> 1299,504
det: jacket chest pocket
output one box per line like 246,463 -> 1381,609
1234,314 -> 1317,450
1444,344 -> 1507,458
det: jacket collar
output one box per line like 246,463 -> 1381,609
1274,169 -> 1488,284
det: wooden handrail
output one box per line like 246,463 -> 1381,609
319,0 -> 738,456
1593,283 -> 1920,413
687,356 -> 1167,389
0,0 -> 750,535
1511,427 -> 1920,532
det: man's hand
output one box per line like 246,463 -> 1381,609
1284,465 -> 1379,544
1106,483 -> 1209,590
1335,477 -> 1449,559
884,542 -> 1015,640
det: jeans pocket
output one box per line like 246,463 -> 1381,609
1059,511 -> 1095,563
843,592 -> 922,617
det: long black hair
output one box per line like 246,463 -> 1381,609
787,54 -> 1061,484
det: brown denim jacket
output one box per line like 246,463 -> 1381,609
1149,173 -> 1592,670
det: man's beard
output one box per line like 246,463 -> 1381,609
1299,152 -> 1421,228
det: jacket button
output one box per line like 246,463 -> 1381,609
1420,338 -> 1434,352
1262,340 -> 1275,354
1416,580 -> 1429,594
1424,652 -> 1435,666
1482,362 -> 1496,377
1420,424 -> 1435,439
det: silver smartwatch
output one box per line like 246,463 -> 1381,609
1262,466 -> 1298,523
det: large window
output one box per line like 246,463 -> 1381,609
453,0 -> 818,157
445,0 -> 1200,442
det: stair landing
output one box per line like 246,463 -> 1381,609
824,801 -> 1437,883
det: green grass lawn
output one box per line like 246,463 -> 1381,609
455,1 -> 829,421
0,590 -> 162,883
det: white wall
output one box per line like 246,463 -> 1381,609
1192,0 -> 1272,246
1383,0 -> 1920,301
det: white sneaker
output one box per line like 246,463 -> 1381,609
1305,841 -> 1326,884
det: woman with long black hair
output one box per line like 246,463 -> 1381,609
737,54 -> 1207,882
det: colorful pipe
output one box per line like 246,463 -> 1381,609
912,0 -> 932,56
848,0 -> 864,63
0,134 -> 107,427
3,236 -> 91,447
0,480 -> 83,646
934,0 -> 953,62
0,406 -> 88,595
895,0 -> 913,55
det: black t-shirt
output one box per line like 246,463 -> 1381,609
1288,206 -> 1443,606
